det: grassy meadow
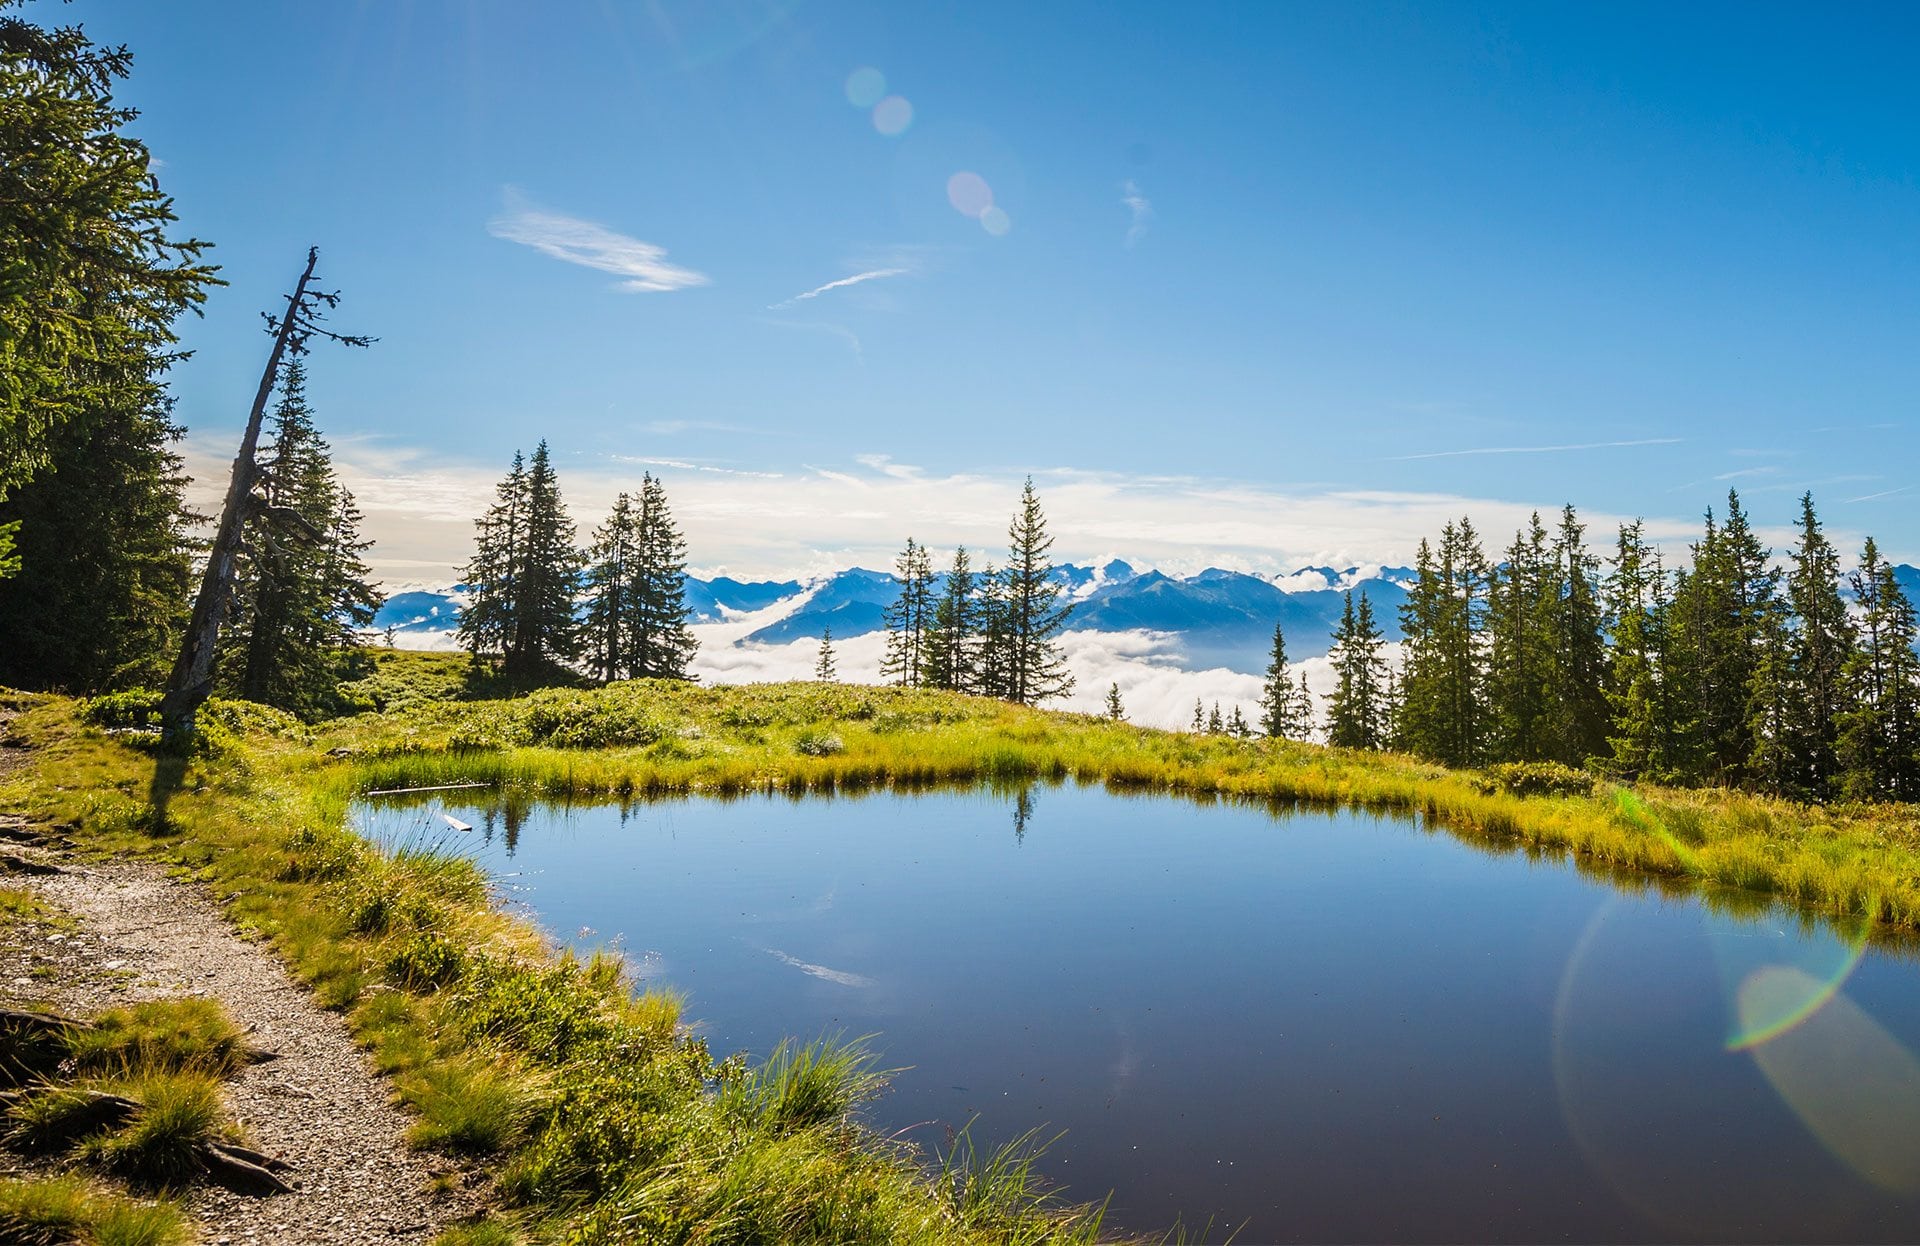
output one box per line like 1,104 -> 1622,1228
6,660 -> 1920,1242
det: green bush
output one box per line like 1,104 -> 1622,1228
1481,761 -> 1596,799
79,690 -> 161,730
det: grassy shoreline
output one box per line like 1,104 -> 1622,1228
8,676 -> 1920,1241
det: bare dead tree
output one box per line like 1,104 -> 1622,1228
158,247 -> 372,739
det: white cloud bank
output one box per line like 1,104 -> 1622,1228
488,194 -> 708,293
181,440 -> 1756,588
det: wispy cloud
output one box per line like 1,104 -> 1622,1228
488,193 -> 708,293
1713,466 -> 1781,481
1121,179 -> 1153,248
643,419 -> 751,436
854,453 -> 923,481
1389,437 -> 1681,461
1847,485 -> 1914,504
769,267 -> 910,310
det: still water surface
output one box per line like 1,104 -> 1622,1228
358,785 -> 1920,1242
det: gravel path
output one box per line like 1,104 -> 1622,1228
0,706 -> 479,1244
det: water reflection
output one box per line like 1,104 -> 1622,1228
357,782 -> 1920,1242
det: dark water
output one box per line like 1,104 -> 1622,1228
356,784 -> 1920,1242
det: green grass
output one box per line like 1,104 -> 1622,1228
67,998 -> 253,1078
0,1175 -> 186,1246
11,1072 -> 230,1188
7,678 -> 1920,1242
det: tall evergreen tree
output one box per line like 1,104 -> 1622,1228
1104,682 -> 1125,721
582,492 -> 639,682
458,443 -> 583,679
1326,591 -> 1389,749
1545,505 -> 1609,767
0,6 -> 216,567
0,382 -> 194,690
457,450 -> 527,660
1601,521 -> 1672,779
1000,478 -> 1074,704
1775,493 -> 1854,797
217,358 -> 381,716
1258,621 -> 1307,740
1487,512 -> 1556,761
925,546 -> 977,692
628,472 -> 697,680
1395,521 -> 1488,766
1670,491 -> 1775,784
882,538 -> 936,687
1838,539 -> 1920,801
974,560 -> 1012,699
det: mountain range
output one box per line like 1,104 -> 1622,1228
372,561 -> 1920,678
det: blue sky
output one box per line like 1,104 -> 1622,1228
58,1 -> 1920,579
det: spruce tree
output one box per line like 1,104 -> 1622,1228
1488,512 -> 1555,761
1601,521 -> 1671,779
1258,621 -> 1305,739
0,381 -> 194,690
815,627 -> 837,682
881,538 -> 935,687
1228,705 -> 1251,738
1191,699 -> 1205,733
1001,478 -> 1075,704
1545,505 -> 1608,767
0,8 -> 216,540
505,442 -> 583,678
1838,539 -> 1920,801
1104,682 -> 1125,721
1293,671 -> 1316,739
458,450 -> 527,661
218,358 -> 381,716
1777,493 -> 1854,797
629,473 -> 697,680
1207,703 -> 1224,735
974,560 -> 1012,699
926,546 -> 977,692
1326,591 -> 1388,749
582,492 -> 639,682
1394,521 -> 1487,766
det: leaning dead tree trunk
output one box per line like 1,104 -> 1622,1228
159,247 -> 370,740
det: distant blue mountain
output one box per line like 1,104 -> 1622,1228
372,588 -> 468,634
1073,566 -> 1410,670
681,576 -> 803,623
741,568 -> 897,644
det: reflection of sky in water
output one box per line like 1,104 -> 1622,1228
357,785 -> 1920,1243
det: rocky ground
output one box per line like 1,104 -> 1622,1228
0,711 -> 481,1244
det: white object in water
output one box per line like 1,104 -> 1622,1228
441,813 -> 473,833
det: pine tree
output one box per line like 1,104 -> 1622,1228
218,358 -> 381,718
1488,512 -> 1555,761
505,442 -> 583,678
582,492 -> 639,682
1104,682 -> 1125,721
1293,671 -> 1317,740
1326,591 -> 1388,749
1838,540 -> 1920,801
1001,478 -> 1075,704
458,450 -> 527,661
0,381 -> 195,690
0,10 -> 216,564
628,473 -> 697,680
1601,521 -> 1672,779
925,546 -> 977,692
1228,705 -> 1251,738
882,538 -> 935,687
974,560 -> 1012,699
1545,505 -> 1608,767
1777,493 -> 1854,797
1672,491 -> 1774,784
815,627 -> 837,682
1191,699 -> 1205,733
1258,621 -> 1305,739
1207,703 -> 1224,735
1394,521 -> 1487,766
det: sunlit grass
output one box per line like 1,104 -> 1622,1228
0,1175 -> 186,1246
6,675 -> 1920,1242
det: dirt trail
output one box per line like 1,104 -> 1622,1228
1,709 -> 476,1243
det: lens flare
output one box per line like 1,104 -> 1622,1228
1741,964 -> 1920,1194
1612,789 -> 1701,872
1724,907 -> 1873,1051
946,171 -> 992,218
844,67 -> 885,108
979,205 -> 1011,236
872,95 -> 913,136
